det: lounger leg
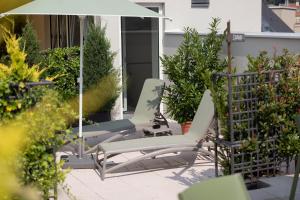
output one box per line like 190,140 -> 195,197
198,148 -> 214,159
94,146 -> 105,180
101,153 -> 107,180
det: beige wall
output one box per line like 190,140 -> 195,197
295,24 -> 300,32
29,15 -> 51,50
270,7 -> 297,31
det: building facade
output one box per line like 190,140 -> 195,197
265,1 -> 300,32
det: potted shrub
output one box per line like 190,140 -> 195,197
161,18 -> 226,134
83,23 -> 120,123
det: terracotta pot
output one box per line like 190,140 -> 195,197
181,121 -> 192,134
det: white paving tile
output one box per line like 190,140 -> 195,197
59,171 -> 105,200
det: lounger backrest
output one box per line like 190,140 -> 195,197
178,174 -> 251,200
131,79 -> 165,124
187,90 -> 214,140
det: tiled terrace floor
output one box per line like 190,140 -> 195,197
58,150 -> 300,200
58,118 -> 299,200
58,151 -> 215,200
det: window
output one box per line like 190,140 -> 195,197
191,0 -> 209,8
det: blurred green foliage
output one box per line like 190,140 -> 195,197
19,90 -> 75,199
0,89 -> 75,200
0,31 -> 75,199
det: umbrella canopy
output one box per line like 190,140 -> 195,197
0,0 -> 31,13
1,0 -> 162,18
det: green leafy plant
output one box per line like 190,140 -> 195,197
19,90 -> 75,199
210,73 -> 231,174
0,13 -> 27,63
215,49 -> 300,176
252,50 -> 300,158
0,31 -> 73,199
0,32 -> 45,121
19,20 -> 41,66
83,23 -> 119,113
161,18 -> 226,123
40,47 -> 80,100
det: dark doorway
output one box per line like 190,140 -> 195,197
121,7 -> 159,111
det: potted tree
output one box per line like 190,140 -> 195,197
161,18 -> 226,134
19,20 -> 41,66
83,23 -> 120,123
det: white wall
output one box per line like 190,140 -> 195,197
164,32 -> 300,72
95,16 -> 123,120
132,0 -> 262,33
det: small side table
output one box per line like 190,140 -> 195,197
143,126 -> 173,137
141,126 -> 173,156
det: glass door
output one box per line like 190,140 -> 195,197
121,7 -> 160,112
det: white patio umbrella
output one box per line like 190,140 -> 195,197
1,0 -> 164,167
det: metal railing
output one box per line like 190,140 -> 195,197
213,70 -> 284,182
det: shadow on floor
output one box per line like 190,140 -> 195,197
99,151 -> 214,180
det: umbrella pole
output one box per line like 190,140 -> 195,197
78,15 -> 85,159
61,16 -> 94,169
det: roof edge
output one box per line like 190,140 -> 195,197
165,30 -> 300,39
